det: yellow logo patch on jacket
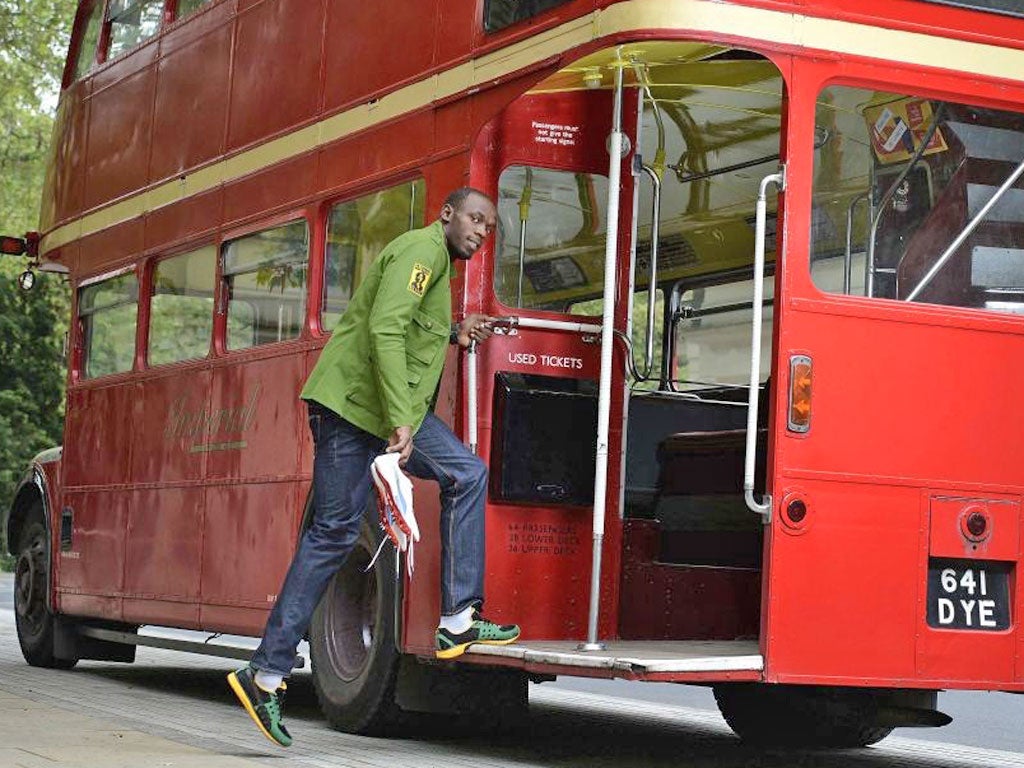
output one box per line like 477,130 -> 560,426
407,263 -> 432,296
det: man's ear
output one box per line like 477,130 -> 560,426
439,203 -> 454,223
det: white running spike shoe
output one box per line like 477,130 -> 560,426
370,452 -> 419,575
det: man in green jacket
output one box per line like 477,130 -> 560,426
228,187 -> 520,748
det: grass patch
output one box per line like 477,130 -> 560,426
0,553 -> 14,573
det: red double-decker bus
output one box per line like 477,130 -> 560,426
7,0 -> 1024,747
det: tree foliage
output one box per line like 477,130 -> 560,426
1,0 -> 77,232
0,0 -> 77,563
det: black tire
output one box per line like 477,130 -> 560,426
713,683 -> 894,748
309,512 -> 400,735
14,504 -> 77,670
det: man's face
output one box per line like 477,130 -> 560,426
441,192 -> 497,261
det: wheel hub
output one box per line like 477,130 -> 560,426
14,538 -> 44,622
325,555 -> 379,682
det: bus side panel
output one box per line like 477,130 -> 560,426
148,19 -> 232,183
199,480 -> 307,635
765,480 -> 921,681
222,153 -> 320,228
130,371 -> 210,485
199,353 -> 307,633
227,0 -> 324,153
83,63 -> 157,212
122,487 -> 204,628
44,85 -> 89,231
317,113 -> 434,204
767,303 -> 1024,687
60,381 -> 136,621
323,0 -> 440,112
121,370 -> 211,627
58,490 -> 127,621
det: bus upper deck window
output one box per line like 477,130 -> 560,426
175,0 -> 211,20
73,1 -> 105,80
106,0 -> 164,60
221,220 -> 309,350
484,0 -> 573,32
78,272 -> 139,379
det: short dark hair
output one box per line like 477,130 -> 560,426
443,186 -> 492,211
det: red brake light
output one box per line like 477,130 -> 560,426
1,236 -> 27,256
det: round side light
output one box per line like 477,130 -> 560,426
787,499 -> 807,524
960,505 -> 991,543
780,491 -> 812,533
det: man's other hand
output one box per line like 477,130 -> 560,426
456,313 -> 495,348
387,425 -> 413,466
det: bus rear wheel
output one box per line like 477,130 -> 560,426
309,515 -> 400,735
713,683 -> 893,748
14,506 -> 77,670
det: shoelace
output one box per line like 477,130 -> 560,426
366,454 -> 417,578
263,691 -> 283,719
365,524 -> 416,577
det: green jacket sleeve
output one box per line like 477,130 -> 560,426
367,240 -> 440,431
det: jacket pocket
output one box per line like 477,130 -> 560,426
406,310 -> 447,381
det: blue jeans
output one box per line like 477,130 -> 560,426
250,403 -> 488,676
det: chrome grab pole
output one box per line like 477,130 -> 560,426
844,192 -> 868,295
905,156 -> 1024,302
580,55 -> 625,652
638,164 -> 661,378
867,104 -> 946,297
516,168 -> 533,308
466,339 -> 478,454
744,170 -> 783,523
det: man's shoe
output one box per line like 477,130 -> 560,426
436,614 -> 521,659
227,666 -> 292,747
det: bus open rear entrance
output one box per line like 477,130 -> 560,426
448,41 -> 779,683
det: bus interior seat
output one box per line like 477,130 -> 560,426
618,383 -> 768,642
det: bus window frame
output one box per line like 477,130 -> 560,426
63,0 -> 106,88
793,59 -> 1024,327
665,264 -> 777,393
491,160 -> 612,320
215,209 -> 314,356
142,243 -> 218,370
313,174 -> 427,338
98,0 -> 175,67
74,264 -> 142,384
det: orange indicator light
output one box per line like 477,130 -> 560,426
788,354 -> 812,433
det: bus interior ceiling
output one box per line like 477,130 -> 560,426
495,43 -> 782,644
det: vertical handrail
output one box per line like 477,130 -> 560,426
744,170 -> 783,523
638,164 -> 662,379
466,339 -> 478,453
844,192 -> 868,295
866,103 -> 946,297
516,168 -> 533,308
580,55 -> 625,652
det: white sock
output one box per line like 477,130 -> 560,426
439,604 -> 475,634
254,670 -> 284,692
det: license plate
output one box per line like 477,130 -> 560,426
926,558 -> 1011,631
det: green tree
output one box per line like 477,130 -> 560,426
0,0 -> 77,566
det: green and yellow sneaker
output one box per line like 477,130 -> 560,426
227,666 -> 292,748
436,613 -> 521,659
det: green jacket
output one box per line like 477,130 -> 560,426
301,220 -> 453,438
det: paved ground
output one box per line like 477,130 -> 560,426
4,572 -> 1024,768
